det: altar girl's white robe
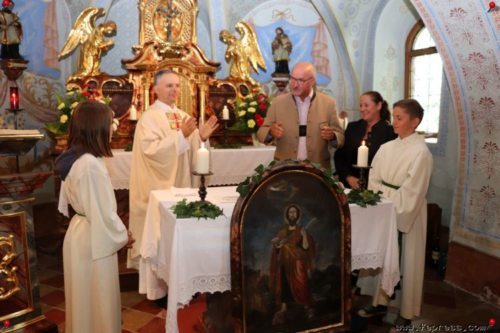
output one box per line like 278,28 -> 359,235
128,100 -> 203,268
60,154 -> 128,333
368,133 -> 433,319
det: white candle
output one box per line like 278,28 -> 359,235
357,140 -> 369,167
222,105 -> 230,120
129,104 -> 137,120
196,143 -> 210,174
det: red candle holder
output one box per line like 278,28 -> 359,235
9,86 -> 19,110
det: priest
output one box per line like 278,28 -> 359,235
128,70 -> 218,269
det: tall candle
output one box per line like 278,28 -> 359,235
357,140 -> 369,167
10,87 -> 19,110
129,104 -> 137,120
222,105 -> 229,120
196,143 -> 210,174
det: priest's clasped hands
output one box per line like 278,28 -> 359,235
180,115 -> 219,141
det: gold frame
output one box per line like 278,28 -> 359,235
0,210 -> 35,323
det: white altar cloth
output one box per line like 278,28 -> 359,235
103,147 -> 275,189
139,186 -> 399,333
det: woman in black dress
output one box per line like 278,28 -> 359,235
334,91 -> 397,189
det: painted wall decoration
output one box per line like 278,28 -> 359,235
413,0 -> 500,255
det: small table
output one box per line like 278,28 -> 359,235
139,187 -> 399,333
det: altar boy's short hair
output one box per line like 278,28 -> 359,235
393,99 -> 424,122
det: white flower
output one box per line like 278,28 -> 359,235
238,110 -> 246,117
70,101 -> 79,109
247,119 -> 256,128
60,114 -> 68,124
98,99 -> 106,104
247,107 -> 256,113
239,102 -> 247,107
66,91 -> 75,96
249,101 -> 258,106
57,102 -> 66,110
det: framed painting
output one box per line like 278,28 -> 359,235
230,161 -> 352,332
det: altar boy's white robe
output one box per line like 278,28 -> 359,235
368,133 -> 433,319
128,100 -> 202,268
60,154 -> 128,333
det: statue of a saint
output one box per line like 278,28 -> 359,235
59,7 -> 116,80
0,0 -> 23,60
219,21 -> 266,86
271,27 -> 292,76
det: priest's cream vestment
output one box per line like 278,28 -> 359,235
128,100 -> 202,268
60,154 -> 128,333
368,133 -> 433,319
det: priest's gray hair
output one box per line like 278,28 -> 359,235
154,69 -> 179,86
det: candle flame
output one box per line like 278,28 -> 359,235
361,140 -> 365,146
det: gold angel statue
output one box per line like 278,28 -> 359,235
219,22 -> 266,86
59,7 -> 116,80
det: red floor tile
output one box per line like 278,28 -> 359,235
137,317 -> 165,333
132,299 -> 164,315
40,290 -> 65,306
43,308 -> 66,325
178,294 -> 207,333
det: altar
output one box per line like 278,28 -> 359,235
139,186 -> 400,333
104,146 -> 276,189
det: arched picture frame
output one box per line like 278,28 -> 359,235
230,161 -> 351,332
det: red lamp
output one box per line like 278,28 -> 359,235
9,86 -> 19,110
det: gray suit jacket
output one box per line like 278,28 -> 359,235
257,91 -> 344,169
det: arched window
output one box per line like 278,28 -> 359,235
405,20 -> 443,143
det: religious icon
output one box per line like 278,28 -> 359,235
271,27 -> 292,76
0,0 -> 23,60
228,162 -> 351,332
219,21 -> 267,86
59,7 -> 117,81
269,204 -> 316,325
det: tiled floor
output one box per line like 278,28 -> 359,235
37,248 -> 500,333
37,252 -> 207,333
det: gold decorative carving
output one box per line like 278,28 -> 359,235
219,21 -> 267,87
124,0 -> 219,120
59,7 -> 116,82
0,235 -> 20,301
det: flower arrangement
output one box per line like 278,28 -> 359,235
46,87 -> 113,135
230,90 -> 270,133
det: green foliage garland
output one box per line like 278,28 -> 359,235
347,189 -> 383,207
171,199 -> 224,219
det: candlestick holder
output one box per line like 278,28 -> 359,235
222,119 -> 229,144
352,165 -> 372,191
192,171 -> 213,202
7,108 -> 23,129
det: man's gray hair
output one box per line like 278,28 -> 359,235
154,69 -> 178,86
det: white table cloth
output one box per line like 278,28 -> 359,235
139,186 -> 399,333
103,147 -> 276,189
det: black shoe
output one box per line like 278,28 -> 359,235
357,305 -> 387,318
153,295 -> 168,308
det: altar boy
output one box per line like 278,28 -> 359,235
362,99 -> 433,328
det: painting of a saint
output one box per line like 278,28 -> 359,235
239,169 -> 346,332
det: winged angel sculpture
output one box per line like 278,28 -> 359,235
220,22 -> 266,86
59,7 -> 116,80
